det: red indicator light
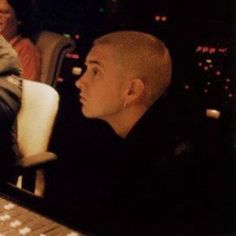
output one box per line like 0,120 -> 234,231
196,46 -> 202,52
155,15 -> 161,21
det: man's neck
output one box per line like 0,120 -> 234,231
108,105 -> 147,138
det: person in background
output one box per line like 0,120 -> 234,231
0,0 -> 40,81
0,35 -> 22,180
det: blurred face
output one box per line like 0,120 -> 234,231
0,0 -> 19,41
75,44 -> 126,123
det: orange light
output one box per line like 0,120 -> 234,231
206,109 -> 221,119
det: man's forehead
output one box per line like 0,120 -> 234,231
0,0 -> 11,8
86,44 -> 113,62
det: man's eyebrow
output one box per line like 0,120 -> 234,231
86,60 -> 104,68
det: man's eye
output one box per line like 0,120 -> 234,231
92,68 -> 99,76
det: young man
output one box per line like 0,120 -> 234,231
46,31 -> 197,234
74,30 -> 195,232
76,31 -> 172,138
0,35 -> 22,179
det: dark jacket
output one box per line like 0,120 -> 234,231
46,95 -> 199,235
0,36 -> 22,177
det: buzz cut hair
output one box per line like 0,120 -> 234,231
94,31 -> 172,105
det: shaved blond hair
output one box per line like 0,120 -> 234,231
94,31 -> 172,106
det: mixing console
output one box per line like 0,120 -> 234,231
0,194 -> 83,236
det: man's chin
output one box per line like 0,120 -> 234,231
81,107 -> 94,118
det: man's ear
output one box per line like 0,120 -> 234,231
124,78 -> 145,107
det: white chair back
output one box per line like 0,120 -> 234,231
17,80 -> 59,157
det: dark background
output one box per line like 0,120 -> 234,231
26,2 -> 235,232
30,0 -> 235,169
30,0 -> 235,148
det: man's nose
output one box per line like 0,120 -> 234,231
75,79 -> 81,89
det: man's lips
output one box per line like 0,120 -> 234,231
79,94 -> 87,103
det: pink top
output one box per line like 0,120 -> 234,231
10,35 -> 41,81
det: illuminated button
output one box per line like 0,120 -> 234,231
19,227 -> 31,235
223,48 -> 228,53
64,34 -> 71,38
3,203 -> 15,210
67,232 -> 80,236
66,53 -> 72,58
219,48 -> 228,53
196,46 -> 202,52
202,46 -> 209,53
10,220 -> 22,228
74,34 -> 80,40
56,77 -> 64,83
224,86 -> 229,90
206,59 -> 212,63
206,109 -> 221,119
209,47 -> 216,54
215,70 -> 221,76
72,54 -> 80,59
155,15 -> 161,21
161,16 -> 167,21
198,62 -> 202,67
0,213 -> 11,221
72,67 -> 82,76
184,85 -> 190,90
